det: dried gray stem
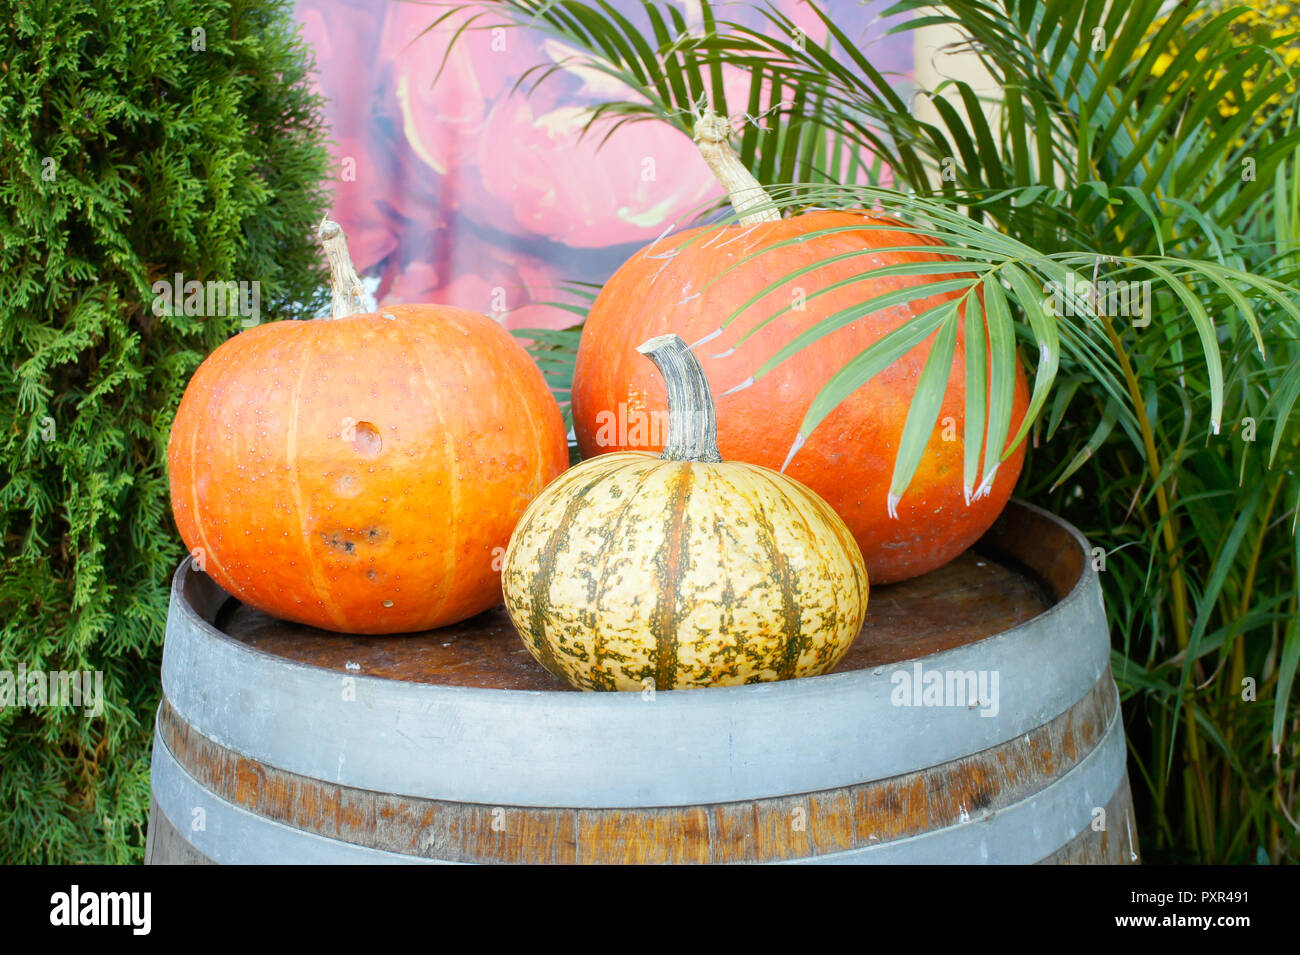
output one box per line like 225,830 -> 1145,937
692,111 -> 780,227
636,334 -> 723,463
317,216 -> 366,319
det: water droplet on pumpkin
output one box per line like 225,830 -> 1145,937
382,600 -> 394,608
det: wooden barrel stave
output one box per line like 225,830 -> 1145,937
149,671 -> 1134,863
155,556 -> 1108,808
147,499 -> 1139,864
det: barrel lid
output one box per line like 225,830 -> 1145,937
159,499 -> 1111,807
209,537 -> 1053,690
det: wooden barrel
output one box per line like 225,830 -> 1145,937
145,499 -> 1139,864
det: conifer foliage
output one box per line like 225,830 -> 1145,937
0,0 -> 331,861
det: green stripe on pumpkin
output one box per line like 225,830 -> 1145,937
650,462 -> 696,690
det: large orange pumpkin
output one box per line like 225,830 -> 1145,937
572,114 -> 1029,584
167,219 -> 568,633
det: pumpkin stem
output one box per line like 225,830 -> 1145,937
637,334 -> 722,464
692,110 -> 781,227
316,216 -> 367,319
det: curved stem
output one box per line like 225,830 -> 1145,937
692,110 -> 780,227
1099,310 -> 1215,852
316,216 -> 366,319
637,334 -> 722,463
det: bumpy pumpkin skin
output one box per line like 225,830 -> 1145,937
572,211 -> 1030,584
168,304 -> 568,634
501,451 -> 869,691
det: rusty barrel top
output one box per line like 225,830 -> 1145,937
216,531 -> 1051,690
149,499 -> 1137,863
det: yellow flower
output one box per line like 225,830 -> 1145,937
1145,0 -> 1299,137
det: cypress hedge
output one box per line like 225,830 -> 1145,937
0,0 -> 331,861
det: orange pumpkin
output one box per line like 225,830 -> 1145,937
167,219 -> 568,633
571,114 -> 1029,584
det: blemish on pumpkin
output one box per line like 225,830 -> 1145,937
351,421 -> 382,458
321,532 -> 356,555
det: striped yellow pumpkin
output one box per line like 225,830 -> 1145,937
502,334 -> 869,691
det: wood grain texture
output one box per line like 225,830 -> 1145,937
217,546 -> 1047,690
154,668 -> 1119,864
1038,781 -> 1141,864
144,798 -> 214,865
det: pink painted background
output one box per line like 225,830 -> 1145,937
295,0 -> 912,329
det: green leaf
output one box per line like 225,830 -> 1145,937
889,302 -> 961,512
962,283 -> 988,501
978,270 -> 1017,495
1051,397 -> 1119,490
783,297 -> 959,471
